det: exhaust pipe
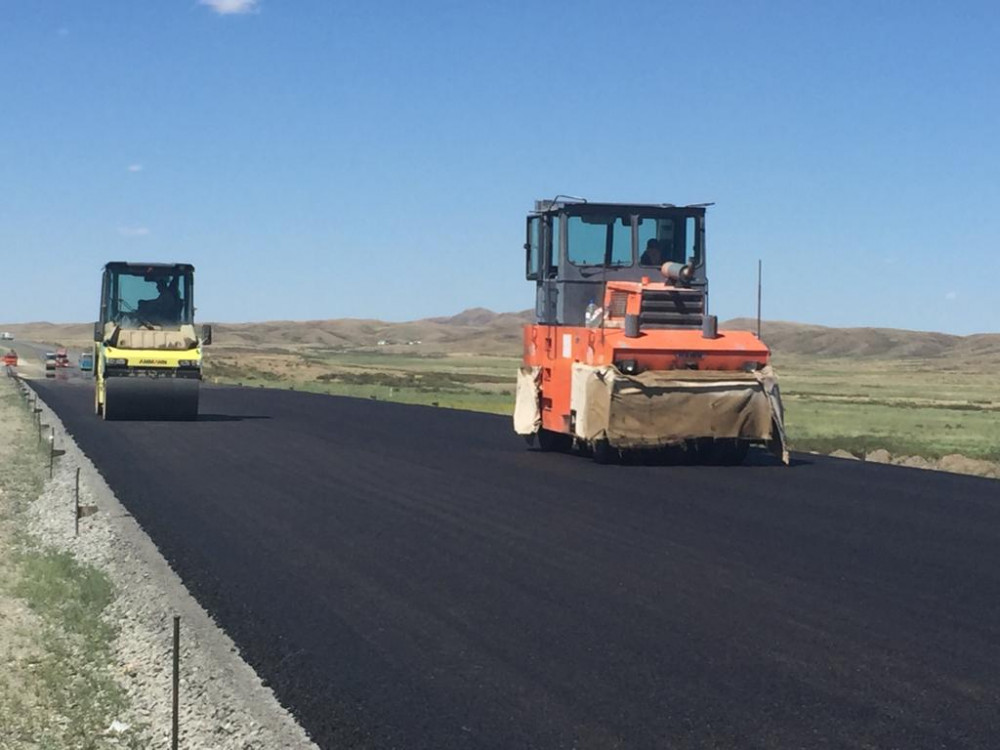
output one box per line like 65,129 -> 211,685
661,262 -> 695,285
702,314 -> 718,339
624,314 -> 641,338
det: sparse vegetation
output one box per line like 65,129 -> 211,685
208,348 -> 999,463
776,355 -> 1000,461
208,350 -> 519,415
0,381 -> 146,748
3,548 -> 143,749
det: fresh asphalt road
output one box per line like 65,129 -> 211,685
27,378 -> 1000,749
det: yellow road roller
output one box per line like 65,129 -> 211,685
94,262 -> 212,420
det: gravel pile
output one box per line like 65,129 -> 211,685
22,382 -> 318,750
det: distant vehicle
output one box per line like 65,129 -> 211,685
2,350 -> 17,367
79,352 -> 93,372
0,332 -> 13,341
55,347 -> 70,368
44,352 -> 57,377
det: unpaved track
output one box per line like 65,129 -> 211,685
29,378 -> 1000,749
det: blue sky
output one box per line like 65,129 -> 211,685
1,1 -> 997,333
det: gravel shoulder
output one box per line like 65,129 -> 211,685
827,447 -> 1000,478
2,374 -> 318,749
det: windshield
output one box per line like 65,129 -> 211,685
106,268 -> 192,327
564,213 -> 702,268
567,215 -> 632,267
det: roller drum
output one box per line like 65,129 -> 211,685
103,376 -> 199,420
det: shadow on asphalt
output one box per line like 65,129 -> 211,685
526,445 -> 810,468
746,450 -> 813,468
100,414 -> 273,423
197,414 -> 273,422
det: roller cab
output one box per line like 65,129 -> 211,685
94,262 -> 211,420
513,199 -> 788,464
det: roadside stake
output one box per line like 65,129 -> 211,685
75,467 -> 80,537
172,615 -> 181,750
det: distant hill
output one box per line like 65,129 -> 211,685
215,309 -> 534,355
3,311 -> 997,363
725,318 -> 1000,366
428,307 -> 534,327
0,322 -> 94,350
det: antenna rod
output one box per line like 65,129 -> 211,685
756,259 -> 762,339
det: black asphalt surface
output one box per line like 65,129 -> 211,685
28,378 -> 1000,749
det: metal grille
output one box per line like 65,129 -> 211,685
639,289 -> 705,328
608,291 -> 629,318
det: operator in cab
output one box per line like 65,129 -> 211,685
138,276 -> 183,326
640,239 -> 664,266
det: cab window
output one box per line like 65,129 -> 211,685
567,215 -> 631,267
526,217 -> 540,279
638,217 -> 685,265
545,215 -> 561,276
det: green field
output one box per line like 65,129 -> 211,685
775,355 -> 1000,461
206,350 -> 1000,461
206,351 -> 520,415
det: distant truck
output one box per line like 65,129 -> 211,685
45,352 -> 57,377
0,332 -> 13,341
79,352 -> 93,372
55,347 -> 70,368
2,350 -> 17,367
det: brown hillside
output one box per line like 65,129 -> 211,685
3,312 -> 997,363
0,322 -> 94,350
724,318 -> 1000,365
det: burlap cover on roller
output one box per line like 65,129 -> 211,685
513,366 -> 542,435
572,364 -> 788,463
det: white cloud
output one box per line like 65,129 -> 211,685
118,226 -> 150,237
127,164 -> 143,173
199,0 -> 259,15
945,291 -> 957,301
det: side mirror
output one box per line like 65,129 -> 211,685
201,324 -> 213,346
93,321 -> 102,342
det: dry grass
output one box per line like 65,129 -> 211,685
0,381 -> 145,749
773,354 -> 999,461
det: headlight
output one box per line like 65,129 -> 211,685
615,359 -> 639,375
106,358 -> 128,366
177,360 -> 200,368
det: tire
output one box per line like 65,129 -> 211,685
592,439 -> 615,465
705,439 -> 750,466
537,428 -> 572,453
